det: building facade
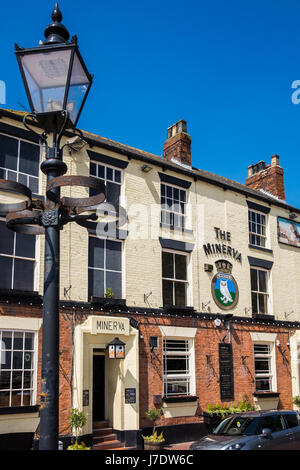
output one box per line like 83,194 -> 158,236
1,108 -> 300,449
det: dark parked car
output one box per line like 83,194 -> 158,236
190,410 -> 300,450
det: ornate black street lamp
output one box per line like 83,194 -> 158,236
0,3 -> 106,450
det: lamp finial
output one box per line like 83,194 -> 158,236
44,3 -> 70,44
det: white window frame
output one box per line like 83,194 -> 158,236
161,183 -> 187,230
250,267 -> 270,315
249,209 -> 267,248
163,337 -> 195,397
0,219 -> 37,292
90,160 -> 123,207
162,249 -> 190,307
88,234 -> 123,299
0,329 -> 38,407
0,132 -> 41,194
253,342 -> 276,392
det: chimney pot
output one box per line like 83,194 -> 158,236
163,119 -> 191,166
246,155 -> 285,200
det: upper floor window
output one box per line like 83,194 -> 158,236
0,133 -> 40,194
90,161 -> 121,207
0,220 -> 36,291
162,251 -> 188,306
88,236 -> 122,300
161,184 -> 186,230
249,210 -> 267,248
251,267 -> 269,315
0,330 -> 37,407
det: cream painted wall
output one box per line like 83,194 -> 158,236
2,116 -> 300,321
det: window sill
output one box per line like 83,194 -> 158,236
90,296 -> 126,308
252,313 -> 275,321
162,396 -> 198,403
0,405 -> 39,415
248,244 -> 273,254
160,223 -> 193,235
253,392 -> 280,398
164,305 -> 195,315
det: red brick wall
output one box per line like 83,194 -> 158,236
0,304 -> 295,435
137,316 -> 294,429
246,165 -> 285,200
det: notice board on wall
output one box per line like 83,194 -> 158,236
219,343 -> 234,400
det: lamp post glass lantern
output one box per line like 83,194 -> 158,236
15,3 -> 92,129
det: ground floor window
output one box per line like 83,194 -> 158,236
163,338 -> 192,397
0,330 -> 37,407
253,343 -> 274,392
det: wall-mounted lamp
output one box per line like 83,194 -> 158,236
141,164 -> 153,173
107,337 -> 125,359
204,264 -> 213,272
214,318 -> 222,327
276,339 -> 281,347
289,212 -> 297,220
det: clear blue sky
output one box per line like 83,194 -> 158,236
2,0 -> 300,207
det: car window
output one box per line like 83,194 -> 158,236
213,416 -> 260,436
258,415 -> 286,433
284,413 -> 299,429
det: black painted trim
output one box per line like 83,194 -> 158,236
248,256 -> 273,269
82,220 -> 128,240
249,244 -> 273,254
87,149 -> 129,169
247,200 -> 271,214
162,395 -> 198,403
158,171 -> 192,189
159,237 -> 194,252
0,121 -> 40,143
252,314 -> 275,321
0,405 -> 39,415
253,392 -> 280,398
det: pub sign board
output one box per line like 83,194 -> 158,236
219,343 -> 234,400
278,217 -> 300,248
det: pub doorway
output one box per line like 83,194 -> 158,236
93,353 -> 105,421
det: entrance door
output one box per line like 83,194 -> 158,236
93,355 -> 105,421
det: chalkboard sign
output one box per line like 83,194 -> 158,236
219,343 -> 234,400
125,388 -> 136,404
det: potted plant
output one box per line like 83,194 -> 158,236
203,396 -> 256,432
67,408 -> 91,450
142,407 -> 165,450
105,288 -> 114,299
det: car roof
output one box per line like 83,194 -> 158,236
230,410 -> 297,418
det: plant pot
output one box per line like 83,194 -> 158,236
143,440 -> 165,450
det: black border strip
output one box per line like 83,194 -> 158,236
159,237 -> 194,252
248,256 -> 273,269
87,149 -> 129,169
158,171 -> 192,189
247,200 -> 271,214
0,405 -> 39,415
0,121 -> 40,144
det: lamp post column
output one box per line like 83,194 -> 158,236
39,128 -> 67,450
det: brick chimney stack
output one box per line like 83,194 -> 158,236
163,119 -> 191,166
246,155 -> 285,200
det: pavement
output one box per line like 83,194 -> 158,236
163,441 -> 196,450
